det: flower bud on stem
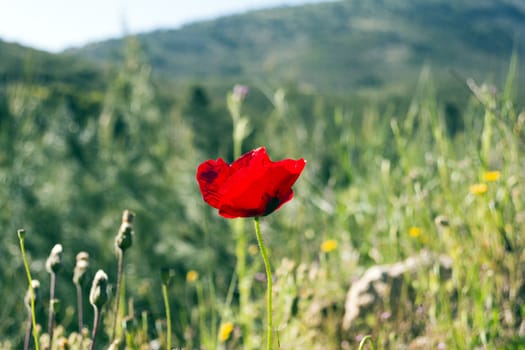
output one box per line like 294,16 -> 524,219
46,244 -> 63,347
112,210 -> 135,342
89,270 -> 109,350
73,252 -> 90,339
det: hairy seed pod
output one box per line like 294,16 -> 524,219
89,270 -> 108,309
46,244 -> 64,274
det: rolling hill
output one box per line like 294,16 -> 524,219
0,39 -> 106,90
0,39 -> 108,117
69,0 -> 525,98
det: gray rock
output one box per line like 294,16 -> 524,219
342,250 -> 452,331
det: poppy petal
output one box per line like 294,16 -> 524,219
196,158 -> 230,209
230,146 -> 268,172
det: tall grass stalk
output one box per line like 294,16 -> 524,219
195,280 -> 210,349
18,229 -> 40,350
207,274 -> 218,345
161,268 -> 174,350
233,218 -> 253,346
358,335 -> 375,350
162,281 -> 172,350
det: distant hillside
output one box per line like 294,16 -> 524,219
70,0 -> 525,97
0,40 -> 106,90
0,39 -> 108,116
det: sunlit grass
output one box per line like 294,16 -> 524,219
1,44 -> 523,349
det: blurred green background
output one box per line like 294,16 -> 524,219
1,0 -> 524,348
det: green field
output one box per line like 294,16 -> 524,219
1,0 -> 524,349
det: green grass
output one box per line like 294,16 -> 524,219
0,35 -> 524,349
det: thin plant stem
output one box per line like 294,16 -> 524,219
141,311 -> 149,341
224,271 -> 237,310
253,217 -> 273,350
24,309 -> 32,350
76,284 -> 84,344
162,282 -> 172,350
195,282 -> 208,348
18,230 -> 40,350
77,284 -> 84,330
358,335 -> 376,350
90,307 -> 101,350
234,218 -> 252,347
207,274 -> 218,344
111,249 -> 124,341
48,272 -> 56,346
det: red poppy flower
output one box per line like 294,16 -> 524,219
196,147 -> 306,218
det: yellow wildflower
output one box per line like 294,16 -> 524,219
248,244 -> 259,256
186,270 -> 199,283
218,322 -> 234,343
320,239 -> 338,253
408,227 -> 422,238
470,183 -> 488,195
482,170 -> 501,182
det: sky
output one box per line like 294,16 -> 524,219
0,0 -> 321,52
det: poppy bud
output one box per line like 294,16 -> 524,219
46,244 -> 63,274
89,270 -> 109,309
24,279 -> 40,310
73,252 -> 90,286
115,210 -> 134,252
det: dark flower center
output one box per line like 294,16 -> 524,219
263,196 -> 281,216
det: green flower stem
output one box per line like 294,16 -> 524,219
24,309 -> 32,350
18,230 -> 40,350
89,307 -> 101,350
161,281 -> 172,350
48,272 -> 56,347
111,249 -> 125,341
254,217 -> 273,350
76,284 -> 84,343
